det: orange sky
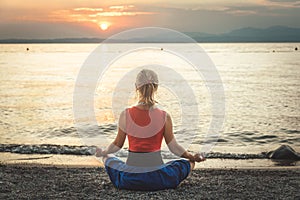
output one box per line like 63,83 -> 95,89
0,0 -> 299,39
1,1 -> 158,29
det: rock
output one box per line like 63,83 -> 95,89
267,145 -> 300,160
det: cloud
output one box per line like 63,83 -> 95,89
268,0 -> 299,2
88,11 -> 153,17
226,9 -> 257,16
262,0 -> 300,9
109,5 -> 135,10
170,0 -> 300,14
73,8 -> 104,12
172,0 -> 300,18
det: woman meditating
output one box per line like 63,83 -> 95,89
95,69 -> 205,191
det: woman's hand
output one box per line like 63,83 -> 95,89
95,147 -> 105,157
193,153 -> 206,162
188,153 -> 206,162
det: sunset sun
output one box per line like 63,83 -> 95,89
99,22 -> 110,31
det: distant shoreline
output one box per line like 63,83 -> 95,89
1,39 -> 300,44
2,26 -> 300,44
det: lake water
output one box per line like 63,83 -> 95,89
0,43 -> 299,155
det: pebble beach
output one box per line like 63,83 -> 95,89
1,164 -> 299,199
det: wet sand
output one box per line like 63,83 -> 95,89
0,163 -> 299,199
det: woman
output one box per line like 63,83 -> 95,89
96,69 -> 205,191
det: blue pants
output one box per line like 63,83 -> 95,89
104,157 -> 191,191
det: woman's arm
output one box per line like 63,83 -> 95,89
95,127 -> 126,157
164,113 -> 205,162
96,110 -> 127,157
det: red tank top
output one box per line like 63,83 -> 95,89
125,106 -> 166,152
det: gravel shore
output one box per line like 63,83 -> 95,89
0,164 -> 299,199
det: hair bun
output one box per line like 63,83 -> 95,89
135,69 -> 158,89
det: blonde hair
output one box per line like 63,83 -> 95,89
135,69 -> 158,106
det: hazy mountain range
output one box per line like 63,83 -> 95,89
1,26 -> 300,43
187,26 -> 300,42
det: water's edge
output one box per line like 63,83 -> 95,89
0,144 -> 269,159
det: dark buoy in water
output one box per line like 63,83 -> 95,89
295,47 -> 298,51
160,48 -> 163,51
272,50 -> 275,53
26,48 -> 29,51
